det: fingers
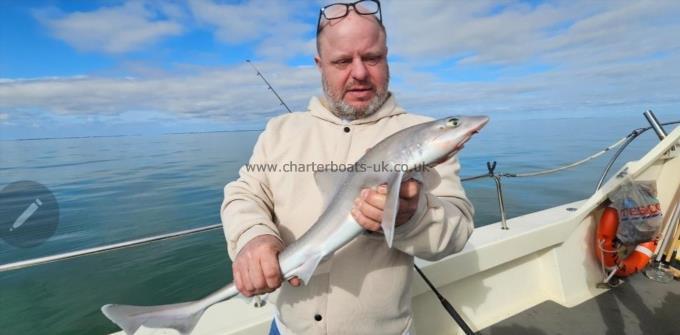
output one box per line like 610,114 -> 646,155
352,204 -> 382,231
288,277 -> 302,287
395,180 -> 420,225
399,179 -> 421,199
363,187 -> 387,208
247,262 -> 265,295
233,263 -> 245,295
355,191 -> 384,222
260,252 -> 283,289
232,235 -> 286,297
352,188 -> 385,231
233,258 -> 256,296
369,179 -> 420,201
352,180 -> 422,230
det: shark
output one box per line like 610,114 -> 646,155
102,115 -> 489,335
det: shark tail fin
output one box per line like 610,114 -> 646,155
101,301 -> 206,335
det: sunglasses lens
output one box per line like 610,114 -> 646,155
355,0 -> 379,15
318,0 -> 382,32
324,4 -> 349,20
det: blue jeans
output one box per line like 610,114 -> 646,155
268,319 -> 280,335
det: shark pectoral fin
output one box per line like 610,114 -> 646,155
290,253 -> 324,285
381,170 -> 405,248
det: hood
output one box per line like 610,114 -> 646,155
307,93 -> 407,126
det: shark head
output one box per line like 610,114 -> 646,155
402,115 -> 489,167
368,115 -> 489,170
428,115 -> 489,163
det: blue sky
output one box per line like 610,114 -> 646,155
1,0 -> 680,140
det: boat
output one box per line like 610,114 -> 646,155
2,114 -> 676,334
103,114 -> 679,334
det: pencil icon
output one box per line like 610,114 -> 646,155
10,198 -> 42,232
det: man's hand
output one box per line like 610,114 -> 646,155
232,234 -> 301,297
351,179 -> 421,232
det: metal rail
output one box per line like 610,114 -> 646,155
595,119 -> 679,191
1,118 -> 678,273
460,119 -> 680,231
0,224 -> 222,272
644,110 -> 668,140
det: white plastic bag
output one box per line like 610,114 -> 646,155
609,180 -> 663,245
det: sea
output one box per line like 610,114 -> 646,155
0,114 -> 675,334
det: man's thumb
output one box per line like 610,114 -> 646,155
288,277 -> 301,287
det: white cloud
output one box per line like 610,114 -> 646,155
0,112 -> 9,123
35,1 -> 184,53
390,51 -> 680,120
373,0 -> 680,119
188,0 -> 283,43
188,0 -> 316,59
5,0 -> 679,132
4,49 -> 677,128
0,64 -> 320,123
384,0 -> 680,67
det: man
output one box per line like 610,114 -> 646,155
221,1 -> 474,334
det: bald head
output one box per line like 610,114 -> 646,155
314,10 -> 390,121
316,11 -> 386,57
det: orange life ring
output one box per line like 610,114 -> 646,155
595,207 -> 657,277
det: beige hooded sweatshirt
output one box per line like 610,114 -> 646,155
221,94 -> 474,335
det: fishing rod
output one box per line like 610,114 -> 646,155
246,60 -> 292,113
414,265 -> 476,335
248,62 -> 477,334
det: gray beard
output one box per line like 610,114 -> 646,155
322,77 -> 390,121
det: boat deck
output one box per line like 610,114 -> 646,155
479,274 -> 680,335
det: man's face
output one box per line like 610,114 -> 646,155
315,12 -> 389,120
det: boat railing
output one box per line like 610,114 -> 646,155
0,114 -> 678,273
461,114 -> 678,230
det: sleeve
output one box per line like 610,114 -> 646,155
221,121 -> 282,260
391,154 -> 475,261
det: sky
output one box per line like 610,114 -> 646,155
1,0 -> 679,140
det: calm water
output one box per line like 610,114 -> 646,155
0,115 -> 671,334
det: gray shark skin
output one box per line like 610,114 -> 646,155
101,115 -> 489,335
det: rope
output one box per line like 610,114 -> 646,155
504,135 -> 629,178
460,134 -> 629,181
461,120 -> 679,182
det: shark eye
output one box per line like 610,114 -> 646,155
446,118 -> 460,128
